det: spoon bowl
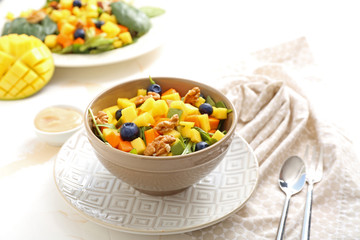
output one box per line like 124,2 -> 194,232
276,156 -> 306,240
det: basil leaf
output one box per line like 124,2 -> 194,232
139,6 -> 165,18
110,1 -> 151,37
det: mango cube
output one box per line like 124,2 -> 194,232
139,97 -> 155,112
211,107 -> 228,119
198,114 -> 211,132
161,92 -> 181,101
190,129 -> 202,143
101,21 -> 120,38
151,100 -> 168,117
119,32 -> 133,44
117,98 -> 136,109
133,112 -> 155,127
184,103 -> 200,115
137,88 -> 147,96
121,106 -> 137,123
131,137 -> 146,155
44,35 -> 58,48
102,105 -> 119,118
194,97 -> 206,108
212,130 -> 225,141
164,129 -> 181,139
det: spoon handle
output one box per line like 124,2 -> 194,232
301,183 -> 314,240
276,194 -> 291,240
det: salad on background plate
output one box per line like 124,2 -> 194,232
1,0 -> 166,67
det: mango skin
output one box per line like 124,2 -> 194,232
0,34 -> 54,100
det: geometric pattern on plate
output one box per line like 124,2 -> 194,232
54,129 -> 258,235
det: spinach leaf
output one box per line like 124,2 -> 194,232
110,1 -> 151,37
1,16 -> 57,41
139,6 -> 165,18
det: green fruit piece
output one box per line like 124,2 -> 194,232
171,138 -> 185,155
167,108 -> 183,118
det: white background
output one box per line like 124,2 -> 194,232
0,0 -> 359,239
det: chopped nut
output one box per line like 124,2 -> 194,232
135,92 -> 160,105
95,111 -> 108,124
26,10 -> 46,24
76,20 -> 85,29
144,135 -> 176,156
184,87 -> 200,105
154,114 -> 179,134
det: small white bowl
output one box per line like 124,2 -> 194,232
34,104 -> 83,147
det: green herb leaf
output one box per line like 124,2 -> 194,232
139,6 -> 165,18
206,96 -> 216,106
149,76 -> 156,85
88,108 -> 107,143
110,1 -> 151,37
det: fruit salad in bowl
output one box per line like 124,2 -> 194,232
89,77 -> 231,156
84,77 -> 237,196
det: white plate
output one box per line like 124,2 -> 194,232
54,129 -> 259,235
53,14 -> 167,67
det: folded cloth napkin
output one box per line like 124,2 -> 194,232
186,37 -> 360,239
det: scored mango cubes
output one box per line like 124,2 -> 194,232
0,34 -> 54,100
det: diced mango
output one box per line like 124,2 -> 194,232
212,130 -> 225,141
179,126 -> 192,138
179,121 -> 195,128
164,129 -> 181,139
131,137 -> 146,155
133,112 -> 155,127
102,105 -> 119,118
137,88 -> 147,96
44,35 -> 58,48
184,103 -> 200,115
194,97 -> 206,108
60,22 -> 76,35
198,114 -> 211,132
119,32 -> 133,44
121,106 -> 137,123
117,98 -> 136,109
139,97 -> 155,112
151,100 -> 168,117
211,107 -> 228,120
161,92 -> 181,101
190,129 -> 202,143
101,21 -> 120,38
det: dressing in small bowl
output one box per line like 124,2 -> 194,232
34,105 -> 83,146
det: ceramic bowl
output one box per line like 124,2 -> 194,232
34,104 -> 83,147
84,77 -> 237,196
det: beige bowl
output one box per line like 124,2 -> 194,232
84,77 -> 237,196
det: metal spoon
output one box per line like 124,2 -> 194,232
276,156 -> 306,240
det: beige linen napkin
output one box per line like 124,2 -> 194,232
186,37 -> 360,239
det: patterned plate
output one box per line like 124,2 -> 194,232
54,129 -> 259,235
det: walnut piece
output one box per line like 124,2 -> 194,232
154,114 -> 179,134
144,135 -> 176,156
95,111 -> 108,124
26,10 -> 46,24
135,92 -> 160,105
184,87 -> 200,105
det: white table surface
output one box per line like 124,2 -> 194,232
1,0 -> 360,239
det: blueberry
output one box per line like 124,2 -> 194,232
74,28 -> 85,39
199,103 -> 213,115
95,20 -> 105,29
147,84 -> 162,94
195,142 -> 209,151
115,109 -> 123,121
120,122 -> 139,141
73,0 -> 82,7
